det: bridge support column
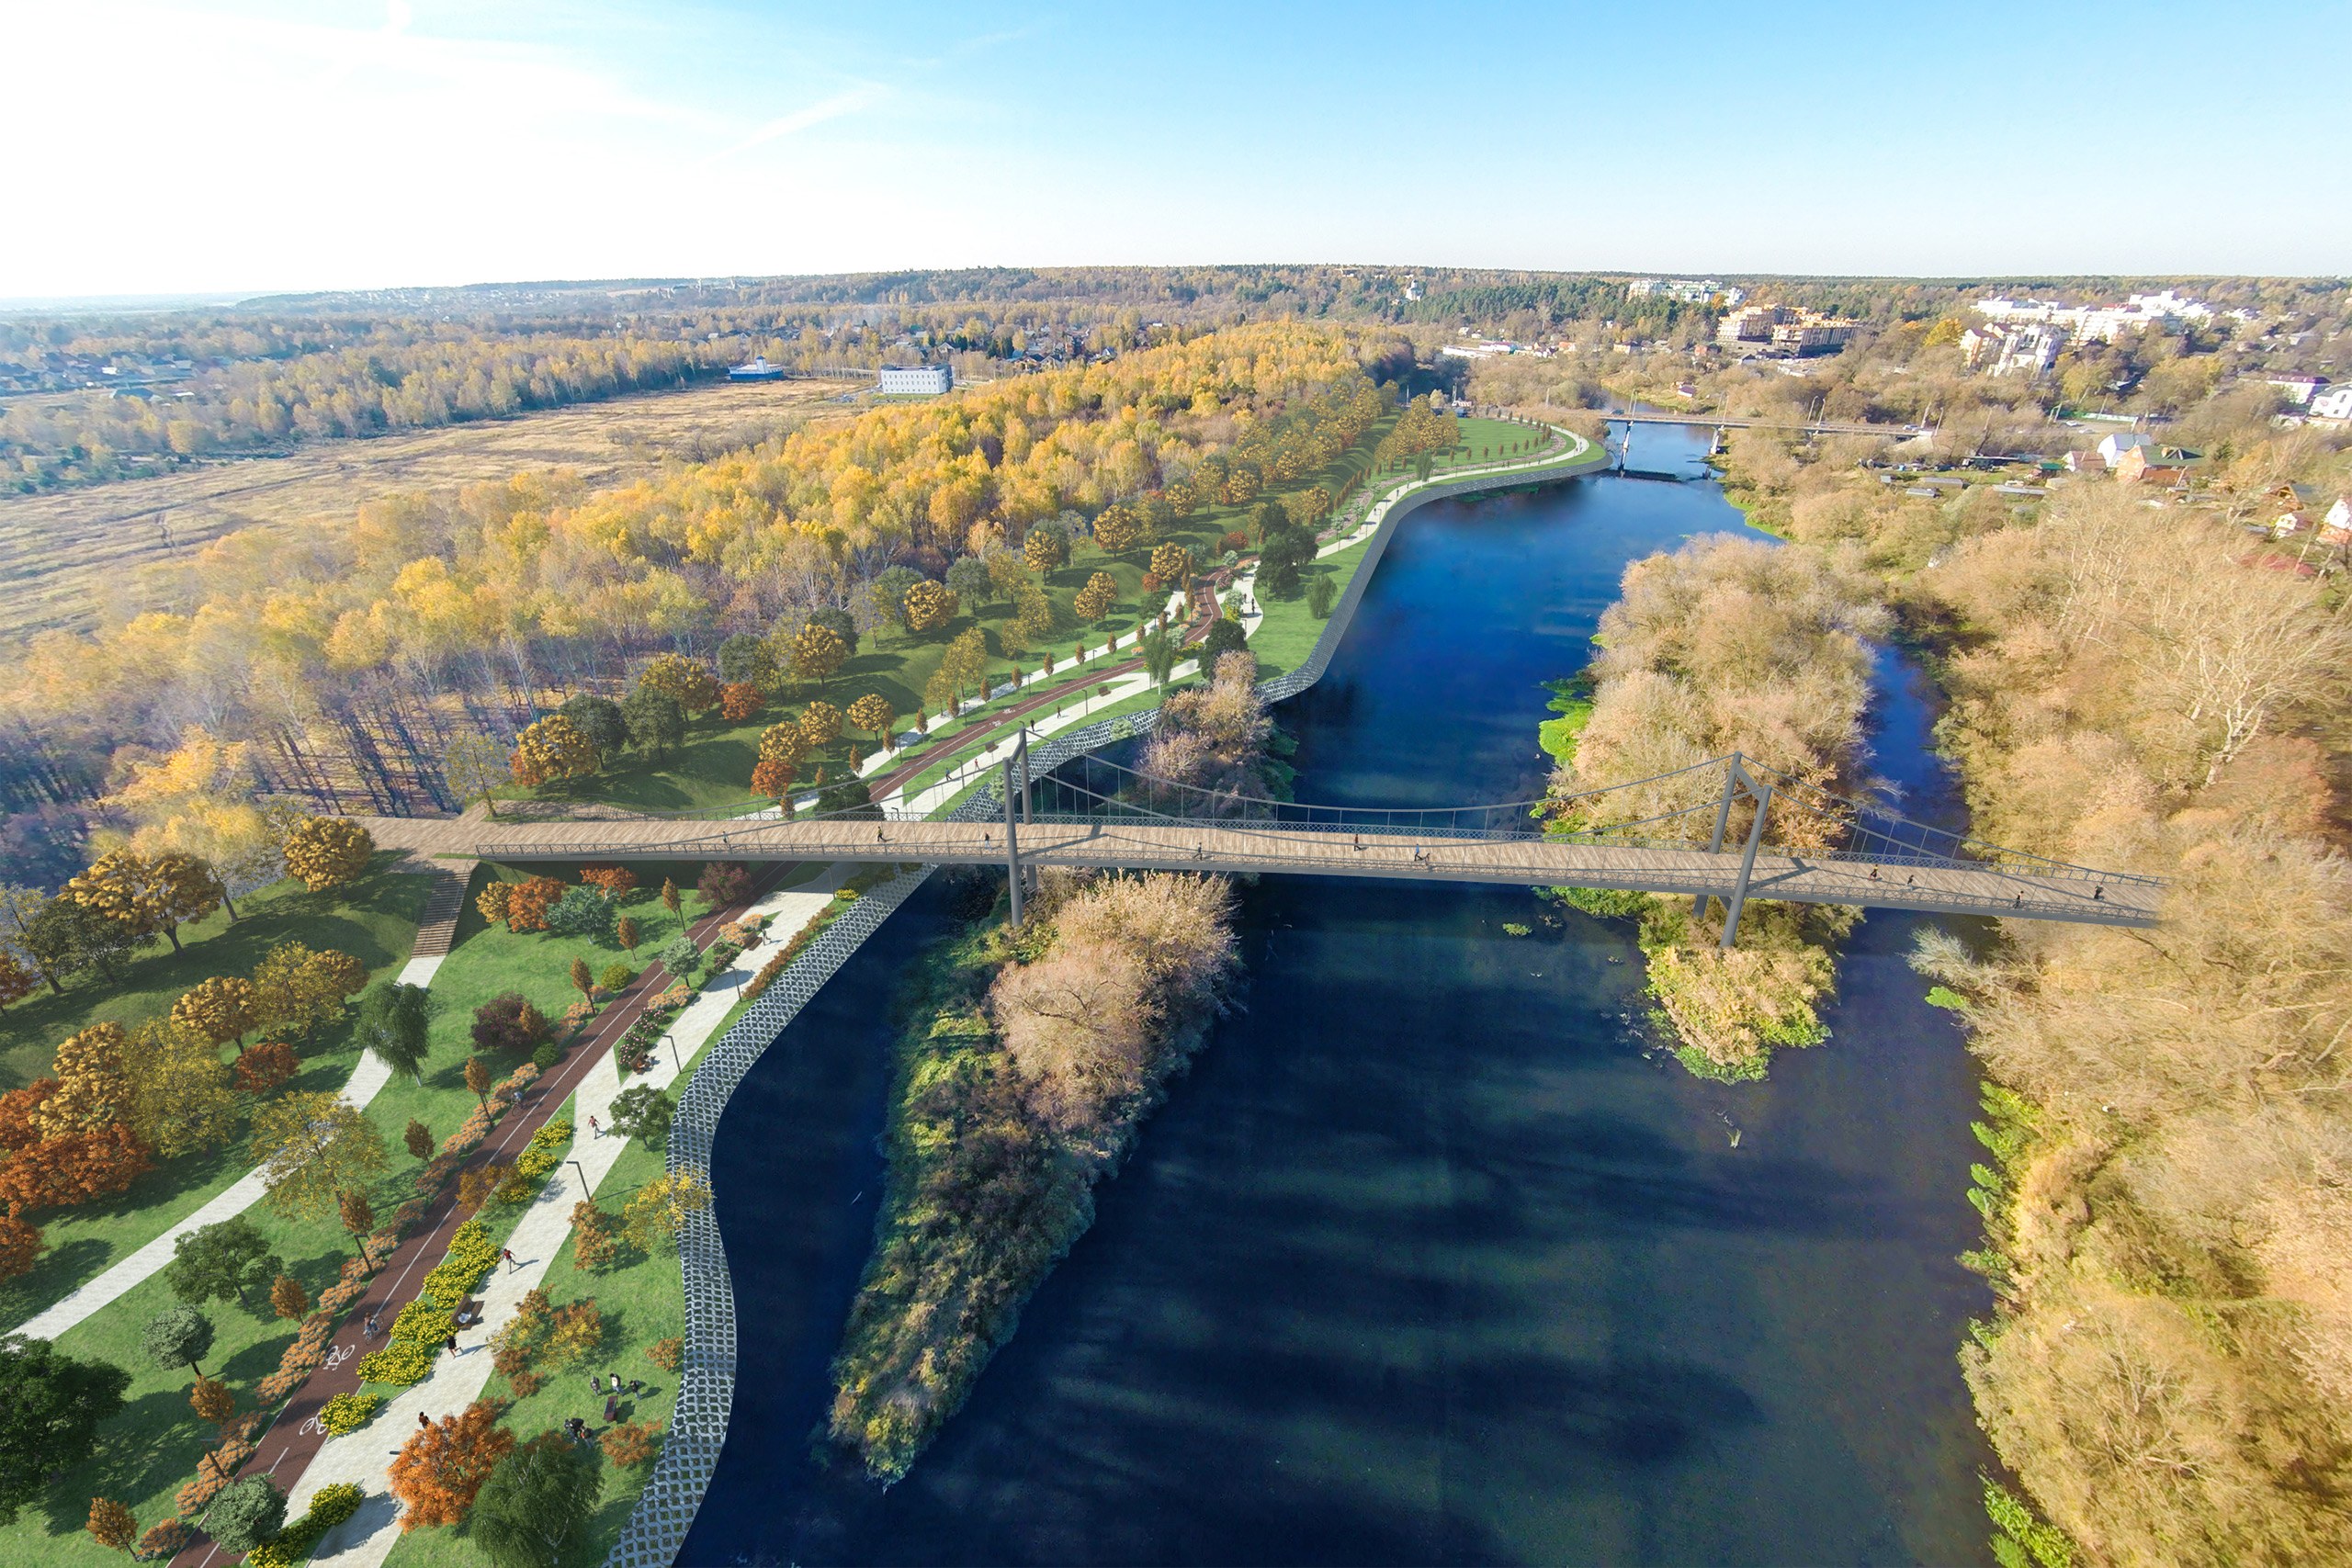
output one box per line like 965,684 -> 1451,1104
1695,756 -> 1740,919
1720,776 -> 1774,951
1002,754 -> 1023,931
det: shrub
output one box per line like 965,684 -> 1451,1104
356,1339 -> 438,1386
598,962 -> 635,992
319,1391 -> 382,1435
654,937 -> 698,976
543,886 -> 616,943
704,940 -> 741,974
697,861 -> 752,909
645,1337 -> 684,1372
545,1299 -> 605,1367
243,1483 -> 362,1568
199,1474 -> 286,1554
134,1517 -> 193,1559
470,994 -> 550,1055
571,1201 -> 619,1270
601,1418 -> 663,1468
531,1041 -> 560,1072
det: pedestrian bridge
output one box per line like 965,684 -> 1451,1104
446,750 -> 2161,942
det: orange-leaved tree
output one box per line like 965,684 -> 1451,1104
389,1400 -> 514,1530
508,716 -> 598,787
717,682 -> 763,721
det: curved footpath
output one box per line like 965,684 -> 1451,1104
599,421 -> 1608,1568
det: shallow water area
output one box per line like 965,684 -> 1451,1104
685,430 -> 1996,1565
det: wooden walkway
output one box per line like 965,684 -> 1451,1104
352,814 -> 2159,928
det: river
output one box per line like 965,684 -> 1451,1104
682,424 -> 1996,1565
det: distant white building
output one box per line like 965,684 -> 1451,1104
2267,374 -> 2328,406
1962,323 -> 2064,378
1628,277 -> 1740,305
1973,289 -> 2213,347
876,365 -> 952,396
2311,384 -> 2352,425
2097,431 -> 2157,467
728,355 -> 786,381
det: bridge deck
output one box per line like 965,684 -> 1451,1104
360,815 -> 2158,928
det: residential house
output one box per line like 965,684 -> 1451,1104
2310,384 -> 2352,426
2096,431 -> 2156,467
2266,374 -> 2328,406
2112,446 -> 2190,486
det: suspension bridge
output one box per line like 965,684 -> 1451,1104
382,747 -> 2160,946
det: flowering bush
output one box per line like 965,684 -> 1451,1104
390,1300 -> 452,1344
319,1392 -> 381,1435
356,1339 -> 437,1386
512,1120 -> 571,1190
244,1483 -> 363,1568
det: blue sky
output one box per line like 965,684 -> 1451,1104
7,0 -> 2346,297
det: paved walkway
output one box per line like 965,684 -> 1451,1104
237,867 -> 848,1568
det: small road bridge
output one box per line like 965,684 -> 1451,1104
388,748 -> 2159,942
1607,411 -> 1933,439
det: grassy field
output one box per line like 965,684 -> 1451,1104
0,859 -> 745,1562
0,859 -> 431,1324
0,380 -> 849,646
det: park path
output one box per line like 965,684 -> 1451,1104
274,866 -> 851,1568
169,863 -> 805,1568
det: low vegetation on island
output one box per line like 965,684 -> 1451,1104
827,868 -> 1239,1482
1541,535 -> 1888,1079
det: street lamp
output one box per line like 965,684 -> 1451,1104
662,1032 -> 679,1074
570,1159 -> 589,1198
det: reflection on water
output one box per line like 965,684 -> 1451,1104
686,449 -> 1995,1565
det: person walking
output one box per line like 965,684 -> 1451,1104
588,1114 -> 601,1139
445,1333 -> 458,1359
502,1247 -> 517,1273
418,1411 -> 430,1431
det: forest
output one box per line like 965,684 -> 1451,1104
0,322 -> 1395,853
1672,371 -> 2352,1564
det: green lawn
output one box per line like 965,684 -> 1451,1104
0,859 -> 431,1326
0,863 -> 738,1563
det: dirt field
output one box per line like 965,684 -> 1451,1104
0,378 -> 857,645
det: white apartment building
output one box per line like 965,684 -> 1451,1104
876,365 -> 952,395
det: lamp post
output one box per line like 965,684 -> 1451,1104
570,1159 -> 590,1199
662,1032 -> 679,1075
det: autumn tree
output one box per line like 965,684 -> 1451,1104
799,700 -> 843,747
756,721 -> 809,772
65,850 -> 220,953
570,1201 -> 618,1269
1023,520 -> 1070,571
0,955 -> 37,1012
337,1188 -> 376,1257
232,1040 -> 299,1094
616,915 -> 640,953
122,1018 -> 238,1156
788,621 -> 848,689
356,979 -> 433,1084
636,652 -> 719,716
0,1217 -> 44,1284
85,1496 -> 138,1551
698,862 -> 752,909
1075,571 -> 1117,621
1148,542 -> 1193,586
751,759 -> 797,804
166,1217 -> 281,1312
141,1304 -> 215,1379
569,956 -> 594,998
403,1117 -> 435,1159
469,1429 -> 603,1568
36,1022 -> 132,1139
253,941 -> 367,1043
661,879 -> 681,919
0,1122 -> 153,1217
0,1338 -> 129,1524
847,694 -> 894,745
390,1402 -> 516,1529
620,1168 -> 712,1251
464,1055 -> 493,1110
509,716 -> 599,787
1091,502 -> 1148,552
282,817 -> 376,891
501,876 -> 567,934
172,975 -> 258,1049
188,1375 -> 234,1430
269,1272 -> 310,1321
251,1092 -> 389,1220
717,682 -> 763,721
903,580 -> 956,634
95,728 -> 277,918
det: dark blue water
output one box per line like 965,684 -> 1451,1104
685,444 -> 1995,1566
